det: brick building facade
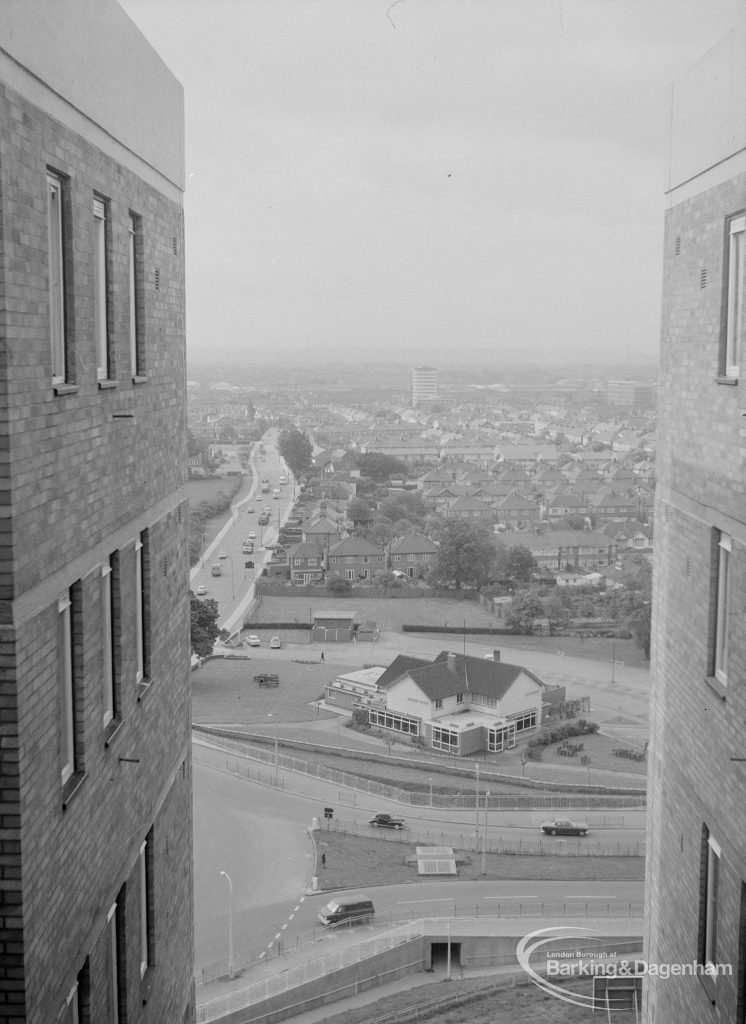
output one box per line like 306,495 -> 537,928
0,4 -> 194,1022
644,18 -> 746,1024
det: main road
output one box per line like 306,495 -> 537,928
194,753 -> 644,974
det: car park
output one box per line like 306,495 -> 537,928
270,636 -> 281,649
369,813 -> 406,829
195,584 -> 207,596
247,635 -> 261,647
540,818 -> 590,837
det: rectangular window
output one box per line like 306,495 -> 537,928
724,214 -> 744,378
47,172 -> 67,382
135,534 -> 149,685
345,569 -> 355,580
129,213 -> 142,376
434,698 -> 443,710
701,832 -> 721,970
102,558 -> 116,728
93,197 -> 110,380
139,836 -> 153,976
714,532 -> 731,685
59,592 -> 75,785
107,901 -> 121,1024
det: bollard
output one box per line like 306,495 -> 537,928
311,876 -> 319,891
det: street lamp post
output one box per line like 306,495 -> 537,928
474,763 -> 480,851
268,713 -> 279,784
219,870 -> 234,979
481,791 -> 490,874
429,776 -> 433,809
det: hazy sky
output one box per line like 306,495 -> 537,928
118,0 -> 739,369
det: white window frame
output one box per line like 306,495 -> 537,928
93,197 -> 109,380
725,215 -> 744,378
59,593 -> 75,785
139,840 -> 149,976
107,902 -> 120,1024
715,532 -> 731,685
704,834 -> 721,969
102,559 -> 114,727
47,173 -> 66,383
129,213 -> 140,375
135,536 -> 145,684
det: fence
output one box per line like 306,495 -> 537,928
192,730 -> 647,809
196,906 -> 645,1022
196,922 -> 423,1023
254,582 -> 480,600
320,816 -> 644,858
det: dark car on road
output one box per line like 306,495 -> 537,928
540,818 -> 590,837
369,812 -> 406,830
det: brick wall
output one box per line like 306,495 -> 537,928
0,50 -> 194,1024
644,170 -> 746,1020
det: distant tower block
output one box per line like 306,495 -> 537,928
411,365 -> 438,406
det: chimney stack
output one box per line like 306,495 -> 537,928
447,652 -> 457,673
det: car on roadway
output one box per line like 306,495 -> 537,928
247,634 -> 261,647
248,531 -> 256,539
540,818 -> 590,837
246,506 -> 255,513
270,636 -> 281,649
195,584 -> 207,596
219,551 -> 227,559
369,813 -> 406,830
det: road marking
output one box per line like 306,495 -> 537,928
281,923 -> 288,930
288,914 -> 295,921
274,932 -> 282,941
397,898 -> 453,906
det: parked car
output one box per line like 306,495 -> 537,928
540,818 -> 590,837
247,634 -> 261,647
270,636 -> 281,649
369,813 -> 406,830
219,551 -> 227,559
195,584 -> 207,596
248,531 -> 256,539
246,506 -> 255,514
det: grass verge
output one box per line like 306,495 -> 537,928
314,831 -> 644,890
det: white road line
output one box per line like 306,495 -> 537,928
281,923 -> 288,930
397,898 -> 454,906
288,914 -> 295,921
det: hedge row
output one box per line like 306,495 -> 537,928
241,622 -> 312,631
402,624 -> 516,635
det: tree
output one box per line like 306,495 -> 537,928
190,594 -> 227,657
507,589 -> 545,634
278,427 -> 313,479
494,543 -> 537,586
378,492 -> 428,528
355,452 -> 409,482
543,595 -> 571,635
327,576 -> 352,596
627,602 -> 651,659
427,520 -> 496,591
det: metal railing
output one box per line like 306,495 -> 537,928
192,731 -> 646,810
195,906 -> 644,1022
